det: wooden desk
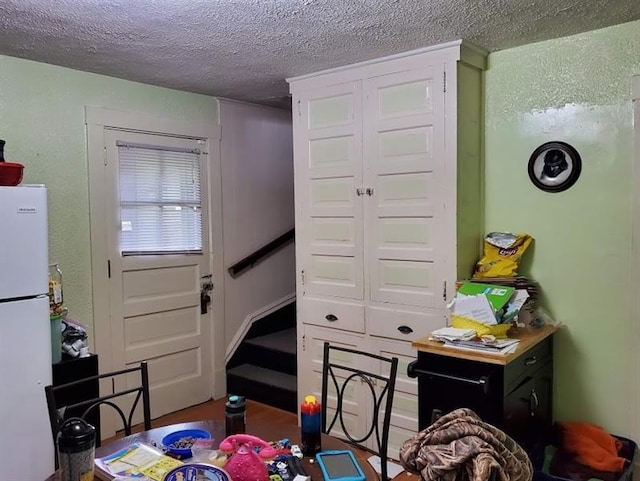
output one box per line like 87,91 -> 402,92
409,325 -> 557,451
94,420 -> 380,480
411,324 -> 557,365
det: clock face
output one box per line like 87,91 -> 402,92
528,141 -> 582,193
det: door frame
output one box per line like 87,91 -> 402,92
85,107 -> 226,404
632,76 -> 640,450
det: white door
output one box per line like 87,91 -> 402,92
103,129 -> 214,432
295,81 -> 365,302
363,66 -> 446,308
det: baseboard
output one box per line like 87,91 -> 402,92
225,292 -> 296,363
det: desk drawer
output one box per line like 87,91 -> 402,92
504,336 -> 552,394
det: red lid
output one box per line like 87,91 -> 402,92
301,395 -> 321,414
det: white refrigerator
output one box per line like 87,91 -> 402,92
0,185 -> 55,480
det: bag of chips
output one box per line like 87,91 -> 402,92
473,232 -> 533,279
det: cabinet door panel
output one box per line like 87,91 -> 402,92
296,82 -> 364,300
301,325 -> 371,443
376,340 -> 420,459
364,67 -> 445,308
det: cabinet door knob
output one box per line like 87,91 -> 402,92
397,325 -> 414,335
356,188 -> 365,196
325,314 -> 338,322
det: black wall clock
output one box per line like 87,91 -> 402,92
528,141 -> 582,193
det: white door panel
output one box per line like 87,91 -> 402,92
297,82 -> 365,301
300,325 -> 370,444
364,67 -> 445,308
375,339 -> 420,460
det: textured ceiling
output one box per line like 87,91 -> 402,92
1,0 -> 639,108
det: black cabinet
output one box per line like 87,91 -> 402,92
52,354 -> 100,440
409,330 -> 554,451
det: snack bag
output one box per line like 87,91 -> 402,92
473,232 -> 532,279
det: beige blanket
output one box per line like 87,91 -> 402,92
399,408 -> 533,481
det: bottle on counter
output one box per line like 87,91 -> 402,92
300,394 -> 321,456
48,263 -> 63,317
225,395 -> 246,436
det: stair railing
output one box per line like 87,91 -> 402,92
227,228 -> 295,278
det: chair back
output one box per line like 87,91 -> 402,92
321,342 -> 398,480
45,361 -> 151,454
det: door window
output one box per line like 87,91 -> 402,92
118,141 -> 202,255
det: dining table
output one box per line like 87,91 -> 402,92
89,419 -> 388,480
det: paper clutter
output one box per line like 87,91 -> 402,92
450,281 -> 529,326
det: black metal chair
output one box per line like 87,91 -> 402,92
45,361 -> 151,455
321,342 -> 399,481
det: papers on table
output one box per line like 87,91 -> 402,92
431,327 -> 476,342
440,337 -> 520,355
430,327 -> 520,355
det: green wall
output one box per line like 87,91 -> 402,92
0,56 -> 219,343
485,20 -> 640,437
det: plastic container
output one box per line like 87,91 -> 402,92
57,418 -> 96,481
225,395 -> 246,436
0,140 -> 24,187
49,263 -> 64,317
300,394 -> 321,456
162,428 -> 212,459
531,434 -> 637,481
163,463 -> 231,481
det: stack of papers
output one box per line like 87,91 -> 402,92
441,337 -> 520,355
431,327 -> 476,342
95,442 -> 183,481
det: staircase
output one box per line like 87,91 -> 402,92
226,302 -> 297,413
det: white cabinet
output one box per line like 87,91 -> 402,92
289,41 -> 486,453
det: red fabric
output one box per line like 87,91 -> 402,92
557,421 -> 625,473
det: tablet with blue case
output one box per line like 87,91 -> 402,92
316,450 -> 366,481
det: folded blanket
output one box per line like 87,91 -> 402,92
400,408 -> 532,481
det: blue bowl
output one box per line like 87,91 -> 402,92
162,428 -> 211,458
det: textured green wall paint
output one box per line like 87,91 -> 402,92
0,55 -> 219,344
485,20 -> 640,437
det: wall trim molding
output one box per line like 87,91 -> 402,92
225,292 -> 296,362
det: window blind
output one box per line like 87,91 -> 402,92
118,142 -> 203,255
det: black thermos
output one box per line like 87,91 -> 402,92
225,395 -> 246,436
57,418 -> 96,481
